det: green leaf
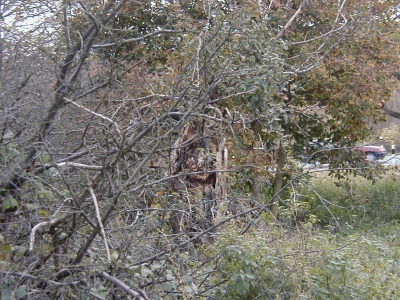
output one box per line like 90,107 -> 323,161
38,154 -> 50,164
21,181 -> 30,189
0,261 -> 9,271
235,282 -> 245,295
1,197 -> 18,211
0,282 -> 11,300
163,282 -> 174,291
14,246 -> 27,259
151,262 -> 163,269
15,289 -> 27,300
37,209 -> 48,216
110,249 -> 119,262
90,285 -> 108,299
181,274 -> 192,284
245,273 -> 255,279
140,266 -> 153,278
183,285 -> 193,295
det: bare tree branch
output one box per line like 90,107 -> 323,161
98,271 -> 149,300
89,187 -> 111,263
383,103 -> 400,119
63,0 -> 71,51
53,162 -> 103,170
64,97 -> 122,139
1,0 -> 129,193
92,29 -> 181,49
277,0 -> 310,38
29,219 -> 61,251
290,13 -> 348,46
0,271 -> 79,287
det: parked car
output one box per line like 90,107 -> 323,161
355,145 -> 387,161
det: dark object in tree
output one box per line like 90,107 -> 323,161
169,119 -> 216,235
383,73 -> 400,119
383,104 -> 400,120
168,118 -> 228,237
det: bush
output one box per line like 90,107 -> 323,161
203,224 -> 400,299
366,177 -> 400,221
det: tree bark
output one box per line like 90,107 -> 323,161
271,142 -> 286,219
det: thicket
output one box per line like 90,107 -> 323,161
204,222 -> 400,299
112,173 -> 400,299
196,174 -> 400,299
1,1 -> 400,299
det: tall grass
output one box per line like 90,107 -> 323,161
302,175 -> 400,229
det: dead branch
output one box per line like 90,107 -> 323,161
89,187 -> 111,263
98,271 -> 149,300
53,162 -> 103,171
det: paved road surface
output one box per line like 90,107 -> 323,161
376,155 -> 400,166
300,155 -> 400,169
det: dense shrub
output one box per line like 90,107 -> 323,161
204,224 -> 400,299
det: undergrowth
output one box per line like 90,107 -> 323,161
199,175 -> 400,299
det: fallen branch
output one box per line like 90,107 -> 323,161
98,271 -> 149,300
53,162 -> 103,171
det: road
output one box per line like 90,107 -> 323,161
300,154 -> 400,170
376,154 -> 400,166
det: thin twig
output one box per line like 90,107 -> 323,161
29,198 -> 71,252
0,271 -> 79,287
92,29 -> 181,49
290,13 -> 347,45
277,0 -> 309,38
64,97 -> 122,138
89,187 -> 111,263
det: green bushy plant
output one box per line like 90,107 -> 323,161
366,177 -> 400,222
202,224 -> 400,299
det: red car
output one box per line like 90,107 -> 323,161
355,145 -> 387,160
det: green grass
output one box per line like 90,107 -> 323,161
300,175 -> 400,230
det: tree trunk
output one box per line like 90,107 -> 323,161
169,119 -> 216,236
271,142 -> 286,219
